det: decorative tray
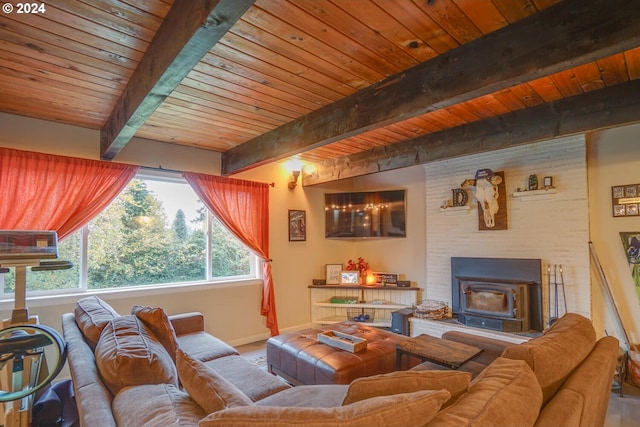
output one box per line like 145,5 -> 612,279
317,330 -> 367,353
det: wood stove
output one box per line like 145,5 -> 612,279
451,257 -> 543,332
457,277 -> 534,332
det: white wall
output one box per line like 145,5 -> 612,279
588,123 -> 640,345
423,136 -> 591,326
233,162 -> 356,332
0,113 -> 221,174
350,166 -> 427,289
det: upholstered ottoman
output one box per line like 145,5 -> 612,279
266,322 -> 409,385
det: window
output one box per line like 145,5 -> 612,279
0,172 -> 258,296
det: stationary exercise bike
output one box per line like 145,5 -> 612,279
0,231 -> 70,427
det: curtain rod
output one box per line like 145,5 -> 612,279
139,165 -> 183,174
139,165 -> 275,187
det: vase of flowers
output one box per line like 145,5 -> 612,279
346,257 -> 370,284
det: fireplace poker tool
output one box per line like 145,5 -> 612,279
547,265 -> 552,327
547,264 -> 569,328
548,264 -> 562,326
554,264 -> 559,323
559,264 -> 568,314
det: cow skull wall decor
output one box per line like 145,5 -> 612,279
461,169 -> 508,230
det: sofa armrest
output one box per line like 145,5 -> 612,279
169,312 -> 205,336
62,313 -> 117,427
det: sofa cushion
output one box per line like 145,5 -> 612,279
534,388 -> 584,427
95,315 -> 178,395
132,305 -> 179,362
199,389 -> 451,427
74,296 -> 119,350
113,384 -> 205,427
426,357 -> 542,427
501,313 -> 596,405
176,348 -> 252,414
204,355 -> 291,402
256,385 -> 348,408
535,336 -> 619,427
176,331 -> 239,362
342,370 -> 471,408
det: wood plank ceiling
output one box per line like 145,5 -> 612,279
1,0 -> 639,185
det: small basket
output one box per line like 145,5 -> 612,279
412,300 -> 448,320
347,308 -> 375,323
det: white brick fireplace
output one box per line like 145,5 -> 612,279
423,135 -> 590,327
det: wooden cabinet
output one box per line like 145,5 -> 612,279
309,285 -> 419,328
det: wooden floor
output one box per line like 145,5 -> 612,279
605,383 -> 640,427
237,340 -> 640,426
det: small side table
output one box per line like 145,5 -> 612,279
396,334 -> 482,370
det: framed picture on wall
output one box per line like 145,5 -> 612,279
288,210 -> 306,241
612,183 -> 640,217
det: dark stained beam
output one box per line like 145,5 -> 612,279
100,0 -> 255,160
222,0 -> 640,175
303,79 -> 640,185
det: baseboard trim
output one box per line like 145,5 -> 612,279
226,322 -> 312,347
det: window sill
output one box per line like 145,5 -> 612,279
0,278 -> 263,311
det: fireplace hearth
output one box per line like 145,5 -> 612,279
451,257 -> 543,332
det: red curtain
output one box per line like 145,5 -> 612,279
0,147 -> 139,239
183,172 -> 278,336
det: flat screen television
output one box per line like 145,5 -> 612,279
325,190 -> 406,238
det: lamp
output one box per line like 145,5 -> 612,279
366,273 -> 376,285
288,170 -> 301,190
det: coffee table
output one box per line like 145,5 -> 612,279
396,334 -> 482,370
266,322 -> 407,385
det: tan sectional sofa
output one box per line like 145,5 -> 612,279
62,297 -> 618,427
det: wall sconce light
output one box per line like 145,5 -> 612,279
288,170 -> 301,190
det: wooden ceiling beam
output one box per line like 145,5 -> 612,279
222,0 -> 640,175
100,0 -> 255,160
303,79 -> 640,185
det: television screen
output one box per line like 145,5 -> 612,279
325,190 -> 406,238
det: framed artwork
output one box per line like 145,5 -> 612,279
288,210 -> 306,241
612,184 -> 640,217
340,270 -> 360,285
462,169 -> 507,230
371,272 -> 399,286
619,232 -> 640,301
325,264 -> 343,285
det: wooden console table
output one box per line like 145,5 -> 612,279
309,285 -> 419,328
396,334 -> 482,370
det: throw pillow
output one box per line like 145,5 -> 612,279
74,296 -> 119,350
425,357 -> 542,427
199,390 -> 450,427
342,370 -> 471,407
95,315 -> 178,396
131,305 -> 179,363
176,348 -> 252,414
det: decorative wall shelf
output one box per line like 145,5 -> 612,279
512,188 -> 557,201
439,206 -> 471,215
